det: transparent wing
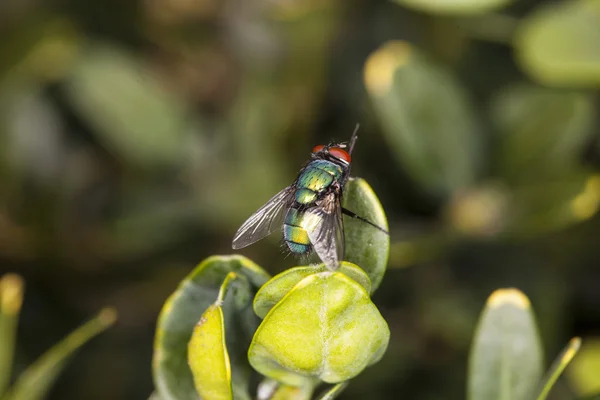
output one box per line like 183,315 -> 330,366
232,186 -> 295,249
305,192 -> 345,270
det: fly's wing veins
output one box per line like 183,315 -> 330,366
232,186 -> 295,249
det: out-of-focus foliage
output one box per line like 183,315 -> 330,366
515,0 -> 600,87
538,337 -> 582,400
568,338 -> 600,397
0,274 -> 115,400
2,0 -> 600,398
364,41 -> 480,197
392,0 -> 514,15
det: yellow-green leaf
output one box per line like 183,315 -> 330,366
187,271 -> 253,400
188,305 -> 232,400
536,337 -> 581,400
253,263 -> 371,319
342,178 -> 389,292
0,274 -> 24,396
249,272 -> 389,386
468,288 -> 543,400
515,0 -> 600,87
153,255 -> 270,400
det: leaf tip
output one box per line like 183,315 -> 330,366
98,307 -> 118,327
364,41 -> 412,97
562,337 -> 582,363
570,175 -> 600,221
1,273 -> 25,315
487,288 -> 531,309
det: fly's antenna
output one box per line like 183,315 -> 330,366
348,123 -> 360,155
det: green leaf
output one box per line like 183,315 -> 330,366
468,288 -> 544,400
0,15 -> 78,82
253,263 -> 371,319
0,275 -> 24,396
515,0 -> 600,87
391,0 -> 513,15
63,45 -> 195,168
249,271 -> 389,386
315,382 -> 349,400
153,255 -> 270,400
364,41 -> 480,197
509,171 -> 599,237
2,308 -> 116,400
536,337 -> 581,400
188,272 -> 252,400
342,178 -> 389,293
490,84 -> 595,183
567,337 -> 600,397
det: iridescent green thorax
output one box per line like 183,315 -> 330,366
294,159 -> 346,205
285,159 -> 348,254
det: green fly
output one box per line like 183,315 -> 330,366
232,127 -> 388,270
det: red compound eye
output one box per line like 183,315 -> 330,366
312,144 -> 325,153
329,147 -> 351,163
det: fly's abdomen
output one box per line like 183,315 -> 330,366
283,208 -> 311,254
294,161 -> 341,205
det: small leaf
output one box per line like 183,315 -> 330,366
510,172 -> 600,237
392,0 -> 513,15
187,272 -> 252,400
490,84 -> 595,183
515,0 -> 600,87
315,382 -> 349,400
64,45 -> 195,168
343,178 -> 389,293
153,255 -> 269,400
468,288 -> 543,400
567,337 -> 600,397
0,274 -> 23,396
364,41 -> 480,197
253,263 -> 371,319
0,274 -> 24,396
249,271 -> 389,386
536,337 -> 581,400
3,308 -> 116,400
188,305 -> 230,399
0,16 -> 78,81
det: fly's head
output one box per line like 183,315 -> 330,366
310,125 -> 359,166
311,142 -> 352,166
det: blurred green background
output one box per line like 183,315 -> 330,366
1,0 -> 600,398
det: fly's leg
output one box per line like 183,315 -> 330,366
341,207 -> 389,235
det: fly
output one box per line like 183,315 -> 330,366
231,125 -> 388,270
